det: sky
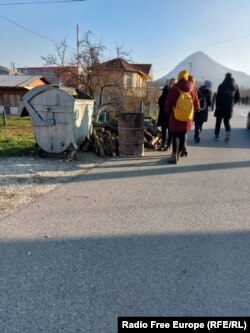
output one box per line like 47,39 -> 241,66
1,0 -> 250,80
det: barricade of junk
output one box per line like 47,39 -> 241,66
19,85 -> 161,159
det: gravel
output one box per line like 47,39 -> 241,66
0,151 -> 104,220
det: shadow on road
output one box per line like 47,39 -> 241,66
1,231 -> 249,332
187,127 -> 250,149
73,158 -> 250,182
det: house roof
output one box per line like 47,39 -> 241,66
132,64 -> 152,76
0,75 -> 49,88
99,58 -> 152,79
16,66 -> 78,86
17,66 -> 78,72
0,66 -> 10,73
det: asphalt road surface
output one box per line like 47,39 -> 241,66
1,105 -> 250,332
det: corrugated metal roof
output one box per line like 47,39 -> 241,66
0,75 -> 48,88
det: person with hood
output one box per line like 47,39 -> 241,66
214,73 -> 240,141
165,70 -> 199,164
157,78 -> 177,151
194,79 -> 212,143
180,74 -> 199,155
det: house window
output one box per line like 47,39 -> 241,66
126,76 -> 133,89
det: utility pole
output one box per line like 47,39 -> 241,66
76,24 -> 80,89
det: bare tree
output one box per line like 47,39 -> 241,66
115,43 -> 132,63
41,31 -> 150,117
41,38 -> 69,67
43,31 -> 129,97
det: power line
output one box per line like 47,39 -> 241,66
151,33 -> 250,73
192,33 -> 250,50
0,0 -> 85,5
0,14 -> 57,43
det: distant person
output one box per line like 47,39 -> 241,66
194,80 -> 212,143
165,70 -> 199,164
214,73 -> 240,141
157,78 -> 177,151
211,92 -> 216,111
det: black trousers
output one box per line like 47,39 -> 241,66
194,121 -> 203,140
161,124 -> 167,146
215,116 -> 230,136
172,131 -> 186,153
161,127 -> 173,147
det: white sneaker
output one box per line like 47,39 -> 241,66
213,135 -> 219,141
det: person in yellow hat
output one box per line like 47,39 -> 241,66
165,70 -> 200,164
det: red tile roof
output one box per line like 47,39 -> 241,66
99,58 -> 152,78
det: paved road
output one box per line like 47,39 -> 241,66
1,106 -> 250,332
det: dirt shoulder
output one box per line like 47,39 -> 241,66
0,151 -> 104,220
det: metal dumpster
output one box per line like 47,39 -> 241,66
19,85 -> 94,156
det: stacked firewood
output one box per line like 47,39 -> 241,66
85,120 -> 162,157
143,121 -> 162,149
92,128 -> 118,157
81,121 -> 119,157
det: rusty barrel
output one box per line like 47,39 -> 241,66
118,112 -> 144,157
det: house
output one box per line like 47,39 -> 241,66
93,58 -> 152,96
0,75 -> 49,115
0,66 -> 10,75
88,58 -> 152,112
16,66 -> 78,87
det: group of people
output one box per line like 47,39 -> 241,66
157,70 -> 240,164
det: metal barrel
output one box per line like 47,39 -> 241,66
118,112 -> 144,157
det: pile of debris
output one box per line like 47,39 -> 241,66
81,119 -> 163,157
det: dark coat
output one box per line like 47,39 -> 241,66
157,85 -> 170,127
194,85 -> 212,123
165,80 -> 199,132
214,78 -> 240,119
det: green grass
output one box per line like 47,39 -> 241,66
0,116 -> 36,157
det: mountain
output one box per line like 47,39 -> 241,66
156,51 -> 250,90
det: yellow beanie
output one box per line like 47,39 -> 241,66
178,70 -> 189,81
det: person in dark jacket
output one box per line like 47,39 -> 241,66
194,80 -> 212,143
157,78 -> 177,150
165,70 -> 199,164
214,73 -> 240,141
211,92 -> 216,111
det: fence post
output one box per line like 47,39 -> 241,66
140,101 -> 144,113
2,108 -> 7,126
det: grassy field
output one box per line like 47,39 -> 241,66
0,115 -> 36,157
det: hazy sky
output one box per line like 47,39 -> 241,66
1,0 -> 250,80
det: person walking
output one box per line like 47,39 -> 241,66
214,73 -> 240,141
157,78 -> 177,151
180,74 -> 199,156
211,92 -> 216,111
165,70 -> 199,164
194,80 -> 212,143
